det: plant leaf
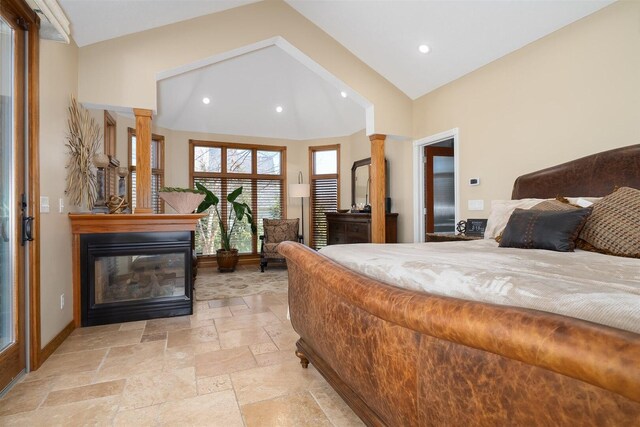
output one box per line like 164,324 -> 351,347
229,202 -> 243,220
195,182 -> 218,213
227,186 -> 242,203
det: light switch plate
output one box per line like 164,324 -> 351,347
59,198 -> 65,213
468,199 -> 484,211
40,196 -> 50,213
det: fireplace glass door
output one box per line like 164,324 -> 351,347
94,253 -> 186,304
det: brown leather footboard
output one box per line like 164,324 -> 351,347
279,241 -> 640,426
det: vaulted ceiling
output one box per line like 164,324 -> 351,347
156,45 -> 366,140
58,0 -> 614,139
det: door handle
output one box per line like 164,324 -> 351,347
21,215 -> 33,245
20,193 -> 33,245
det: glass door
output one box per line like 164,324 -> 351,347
0,11 -> 26,392
424,145 -> 455,234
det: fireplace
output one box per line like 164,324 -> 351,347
80,231 -> 193,326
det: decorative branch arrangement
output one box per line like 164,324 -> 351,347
65,96 -> 102,210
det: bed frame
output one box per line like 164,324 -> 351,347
278,144 -> 640,426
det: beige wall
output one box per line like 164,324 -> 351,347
409,1 -> 640,237
385,137 -> 414,242
76,0 -> 412,137
39,40 -> 79,345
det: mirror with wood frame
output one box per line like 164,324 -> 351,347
351,158 -> 389,209
351,158 -> 371,208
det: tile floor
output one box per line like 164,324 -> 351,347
0,283 -> 364,426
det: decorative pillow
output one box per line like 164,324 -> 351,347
499,208 -> 592,252
264,219 -> 299,244
484,199 -> 546,240
531,199 -> 579,212
494,199 -> 579,243
578,187 -> 640,258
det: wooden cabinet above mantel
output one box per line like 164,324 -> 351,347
326,212 -> 398,245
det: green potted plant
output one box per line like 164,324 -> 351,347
195,183 -> 256,272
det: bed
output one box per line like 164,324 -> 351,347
277,144 -> 640,426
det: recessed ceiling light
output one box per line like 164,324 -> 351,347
340,91 -> 347,98
275,106 -> 283,113
202,97 -> 210,105
418,44 -> 430,54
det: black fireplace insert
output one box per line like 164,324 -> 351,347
80,231 -> 193,326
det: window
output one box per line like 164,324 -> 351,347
103,111 -> 118,196
309,145 -> 340,250
190,141 -> 286,256
128,128 -> 165,213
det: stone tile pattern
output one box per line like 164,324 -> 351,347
0,281 -> 363,427
194,266 -> 288,301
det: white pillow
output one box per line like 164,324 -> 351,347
566,197 -> 601,207
483,199 -> 546,239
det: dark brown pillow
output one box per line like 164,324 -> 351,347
578,187 -> 640,258
499,208 -> 592,252
494,200 -> 578,243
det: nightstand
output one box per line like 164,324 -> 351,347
425,233 -> 482,242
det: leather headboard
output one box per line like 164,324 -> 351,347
512,144 -> 640,199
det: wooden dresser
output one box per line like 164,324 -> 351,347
326,212 -> 398,245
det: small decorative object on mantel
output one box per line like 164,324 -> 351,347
194,183 -> 256,272
159,187 -> 206,214
91,153 -> 110,213
107,195 -> 129,214
110,167 -> 131,213
117,167 -> 129,198
65,95 -> 101,211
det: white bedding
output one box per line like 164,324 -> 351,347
319,240 -> 640,334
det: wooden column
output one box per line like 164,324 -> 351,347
133,108 -> 153,213
369,134 -> 386,243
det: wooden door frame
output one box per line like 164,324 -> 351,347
412,129 -> 459,242
424,146 -> 454,234
0,2 -> 26,390
0,0 -> 41,382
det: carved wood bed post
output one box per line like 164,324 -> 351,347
133,108 -> 153,214
295,349 -> 309,368
369,134 -> 386,243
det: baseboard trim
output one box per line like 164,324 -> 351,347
37,321 -> 75,368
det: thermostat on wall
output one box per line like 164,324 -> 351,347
469,178 -> 480,186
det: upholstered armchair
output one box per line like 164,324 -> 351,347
260,218 -> 303,272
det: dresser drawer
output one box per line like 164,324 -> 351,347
328,233 -> 347,245
325,213 -> 398,245
346,223 -> 370,243
328,222 -> 346,245
347,222 -> 369,237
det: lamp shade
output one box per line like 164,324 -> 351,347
289,183 -> 310,198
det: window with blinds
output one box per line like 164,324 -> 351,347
128,128 -> 165,213
190,141 -> 286,256
309,145 -> 340,250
